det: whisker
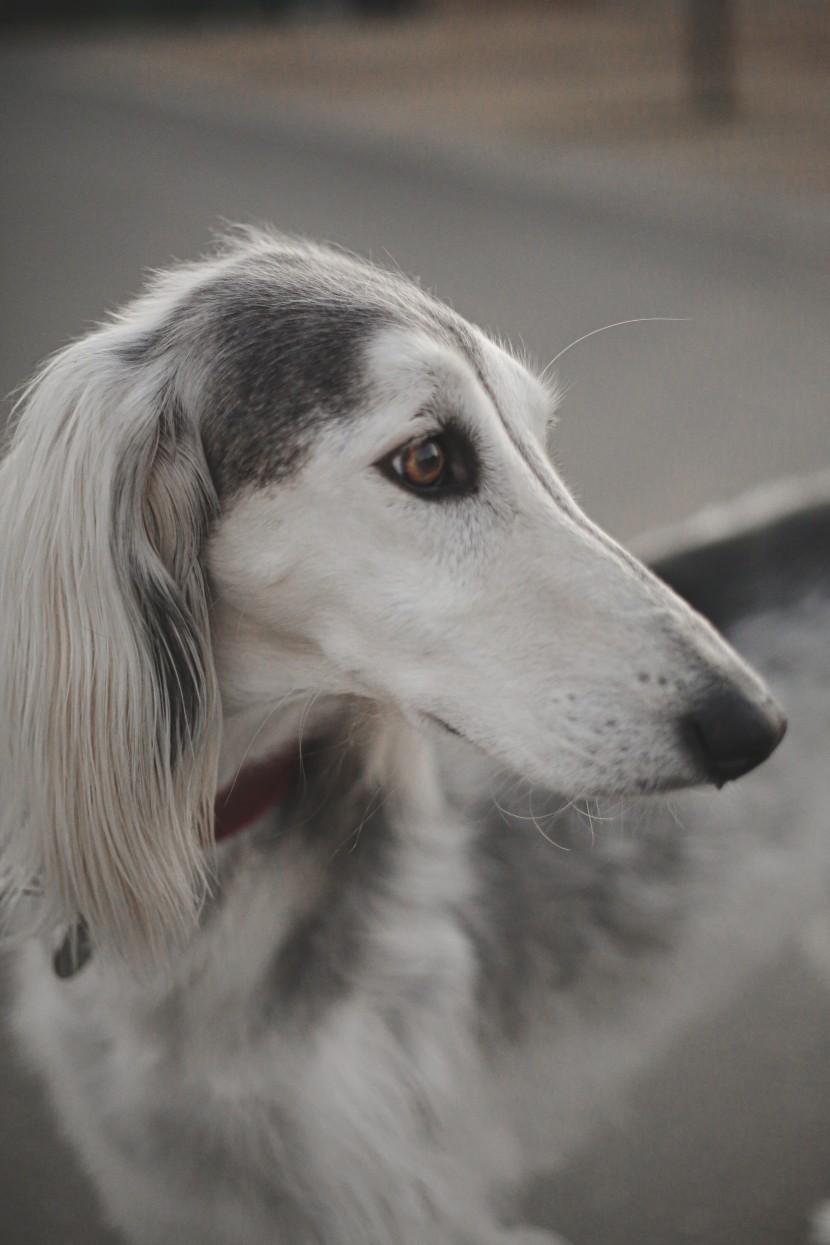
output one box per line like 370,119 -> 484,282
542,317 -> 691,377
493,792 -> 572,852
297,688 -> 326,789
223,690 -> 303,804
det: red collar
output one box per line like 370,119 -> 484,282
214,750 -> 302,843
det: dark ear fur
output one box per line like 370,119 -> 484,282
114,395 -> 219,766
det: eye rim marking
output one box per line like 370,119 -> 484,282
376,425 -> 479,501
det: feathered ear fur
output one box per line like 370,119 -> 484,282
0,332 -> 221,966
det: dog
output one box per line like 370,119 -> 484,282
2,228 -> 814,1245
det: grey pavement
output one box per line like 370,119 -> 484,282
1,14 -> 829,1244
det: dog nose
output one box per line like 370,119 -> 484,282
686,685 -> 787,787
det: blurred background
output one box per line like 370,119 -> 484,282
1,2 -> 828,1243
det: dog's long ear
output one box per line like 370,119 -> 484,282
0,335 -> 221,965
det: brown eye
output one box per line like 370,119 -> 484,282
377,426 -> 478,500
401,438 -> 446,489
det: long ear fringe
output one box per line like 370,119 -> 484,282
0,338 -> 221,969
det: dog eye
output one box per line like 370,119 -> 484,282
400,439 -> 446,488
379,431 -> 477,499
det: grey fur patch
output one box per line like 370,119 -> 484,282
111,394 -> 218,764
197,277 -> 389,498
463,783 -> 688,1043
79,1020 -> 327,1242
241,729 -> 688,1044
261,742 -> 397,1029
204,719 -> 691,1047
123,239 -> 482,502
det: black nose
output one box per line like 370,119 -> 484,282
686,686 -> 787,787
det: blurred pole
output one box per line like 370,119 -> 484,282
686,0 -> 737,121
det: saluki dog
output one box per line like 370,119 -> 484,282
4,229 -> 827,1245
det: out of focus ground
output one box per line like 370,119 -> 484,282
1,3 -> 829,1243
58,0 -> 830,202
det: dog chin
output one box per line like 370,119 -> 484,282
417,711 -> 692,800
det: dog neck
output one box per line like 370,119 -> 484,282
214,750 -> 303,843
217,693 -> 445,835
217,695 -> 339,790
211,605 -> 447,824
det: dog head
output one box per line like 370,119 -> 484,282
0,229 -> 785,961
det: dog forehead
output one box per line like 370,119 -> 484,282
194,249 -> 481,500
362,323 -> 482,405
474,333 -> 553,430
360,315 -> 549,443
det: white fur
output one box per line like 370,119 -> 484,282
0,232 -> 797,1243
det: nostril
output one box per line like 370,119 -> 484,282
686,688 -> 787,787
